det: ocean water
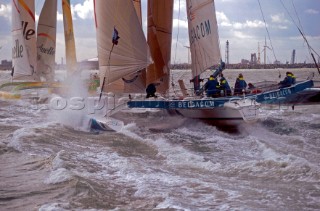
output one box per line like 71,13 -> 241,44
1,68 -> 320,210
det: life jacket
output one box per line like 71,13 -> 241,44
220,78 -> 231,91
205,77 -> 220,96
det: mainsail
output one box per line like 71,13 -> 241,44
36,0 -> 57,82
94,0 -> 149,92
133,0 -> 142,25
11,0 -> 37,81
186,0 -> 221,78
104,0 -> 147,94
62,0 -> 77,75
146,0 -> 174,94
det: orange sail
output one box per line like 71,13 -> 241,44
146,0 -> 174,95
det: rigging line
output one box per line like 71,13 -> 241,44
173,0 -> 181,65
99,1 -> 121,102
172,0 -> 181,95
280,0 -> 319,58
290,0 -> 320,64
99,44 -> 114,101
279,0 -> 320,74
291,0 -> 305,36
257,0 -> 278,63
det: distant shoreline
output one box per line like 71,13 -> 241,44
1,61 -> 319,71
170,63 -> 319,70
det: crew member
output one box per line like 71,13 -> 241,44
219,76 -> 232,96
146,83 -> 157,98
279,72 -> 296,88
205,75 -> 220,97
234,73 -> 247,95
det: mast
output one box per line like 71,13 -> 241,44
62,0 -> 77,76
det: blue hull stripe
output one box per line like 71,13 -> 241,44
127,80 -> 314,109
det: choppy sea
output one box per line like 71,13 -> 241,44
1,68 -> 320,211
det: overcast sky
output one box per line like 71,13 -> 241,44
0,0 -> 319,64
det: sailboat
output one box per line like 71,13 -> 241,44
0,0 -> 58,99
90,0 -> 315,130
94,0 -> 147,95
89,0 -> 151,131
127,0 -> 261,125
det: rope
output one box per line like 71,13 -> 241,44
99,44 -> 115,101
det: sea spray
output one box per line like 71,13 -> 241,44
48,71 -> 107,131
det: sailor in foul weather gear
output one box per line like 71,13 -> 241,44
234,73 -> 247,95
205,75 -> 220,97
146,83 -> 157,98
219,76 -> 232,96
279,72 -> 296,88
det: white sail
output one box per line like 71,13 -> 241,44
186,0 -> 221,77
11,0 -> 37,81
104,0 -> 147,94
94,0 -> 150,91
36,0 -> 57,82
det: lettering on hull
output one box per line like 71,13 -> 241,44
262,89 -> 292,100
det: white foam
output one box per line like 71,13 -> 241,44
119,122 -> 146,141
156,198 -> 190,211
44,168 -> 73,184
38,202 -> 69,211
52,150 -> 66,170
8,128 -> 39,151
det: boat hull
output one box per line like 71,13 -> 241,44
173,99 -> 259,125
89,117 -> 124,132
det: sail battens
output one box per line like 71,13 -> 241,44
95,0 -> 149,91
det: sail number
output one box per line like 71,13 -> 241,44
189,20 -> 211,44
